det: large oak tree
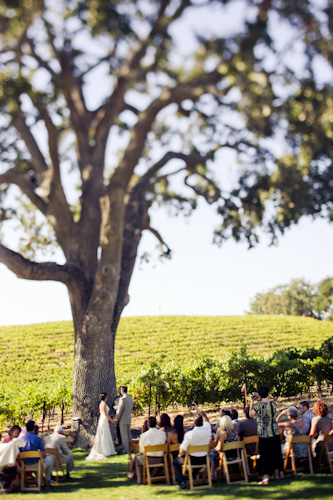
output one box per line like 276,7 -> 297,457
0,0 -> 332,442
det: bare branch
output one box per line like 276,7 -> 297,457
13,112 -> 48,174
109,71 -> 223,191
0,243 -> 69,284
143,216 -> 171,255
0,169 -> 48,215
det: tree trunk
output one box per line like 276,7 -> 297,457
71,301 -> 117,447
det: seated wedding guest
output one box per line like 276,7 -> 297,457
167,415 -> 185,457
33,425 -> 39,436
18,426 -> 28,438
173,406 -> 211,490
213,407 -> 231,434
299,401 -> 316,434
310,400 -> 333,458
158,413 -> 173,435
277,406 -> 308,459
45,425 -> 74,480
231,409 -> 240,435
19,420 -> 55,484
141,419 -> 148,434
3,425 -> 21,443
135,416 -> 166,485
238,406 -> 257,455
211,415 -> 238,480
0,425 -> 22,492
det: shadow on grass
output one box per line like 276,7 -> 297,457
47,450 -> 333,500
154,475 -> 333,499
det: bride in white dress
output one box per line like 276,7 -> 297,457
86,393 -> 117,461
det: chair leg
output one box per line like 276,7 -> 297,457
188,458 -> 194,490
307,445 -> 313,474
291,450 -> 297,475
242,452 -> 249,483
326,446 -> 333,474
223,454 -> 230,484
206,455 -> 212,487
170,456 -> 176,484
164,455 -> 170,485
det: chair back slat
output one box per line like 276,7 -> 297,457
144,444 -> 168,453
222,441 -> 245,452
187,445 -> 210,454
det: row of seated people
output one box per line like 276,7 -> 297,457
127,399 -> 333,488
0,420 -> 74,492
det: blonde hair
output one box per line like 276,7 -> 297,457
219,415 -> 233,433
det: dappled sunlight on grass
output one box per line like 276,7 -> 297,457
8,449 -> 333,499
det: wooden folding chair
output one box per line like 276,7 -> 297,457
182,445 -> 212,490
243,435 -> 259,476
18,451 -> 48,492
143,444 -> 170,486
317,435 -> 333,473
283,435 -> 313,475
219,441 -> 249,484
168,443 -> 179,484
127,439 -> 140,473
45,447 -> 66,483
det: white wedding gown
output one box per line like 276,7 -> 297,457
86,403 -> 117,460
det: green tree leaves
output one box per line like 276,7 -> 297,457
249,277 -> 333,319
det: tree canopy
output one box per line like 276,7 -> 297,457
0,0 -> 332,440
249,277 -> 333,319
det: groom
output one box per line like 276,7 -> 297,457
114,386 -> 134,454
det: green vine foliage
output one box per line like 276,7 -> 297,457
1,338 -> 333,429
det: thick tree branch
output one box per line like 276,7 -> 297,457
13,112 -> 48,174
93,0 -> 174,153
109,71 -> 223,192
0,169 -> 48,215
0,243 -> 69,284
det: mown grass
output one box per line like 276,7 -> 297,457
10,449 -> 333,500
1,315 -> 333,384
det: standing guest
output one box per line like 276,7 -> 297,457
277,406 -> 308,459
310,400 -> 333,458
113,386 -> 122,446
134,416 -> 166,485
115,386 -> 134,454
231,409 -> 241,435
250,385 -> 283,485
45,425 -> 75,480
19,420 -> 55,484
173,404 -> 211,490
299,401 -> 316,434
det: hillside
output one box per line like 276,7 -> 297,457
1,315 -> 333,385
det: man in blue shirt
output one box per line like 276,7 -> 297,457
19,420 -> 54,483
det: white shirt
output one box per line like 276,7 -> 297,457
180,421 -> 212,457
139,427 -> 166,456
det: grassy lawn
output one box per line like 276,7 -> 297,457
11,449 -> 333,500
